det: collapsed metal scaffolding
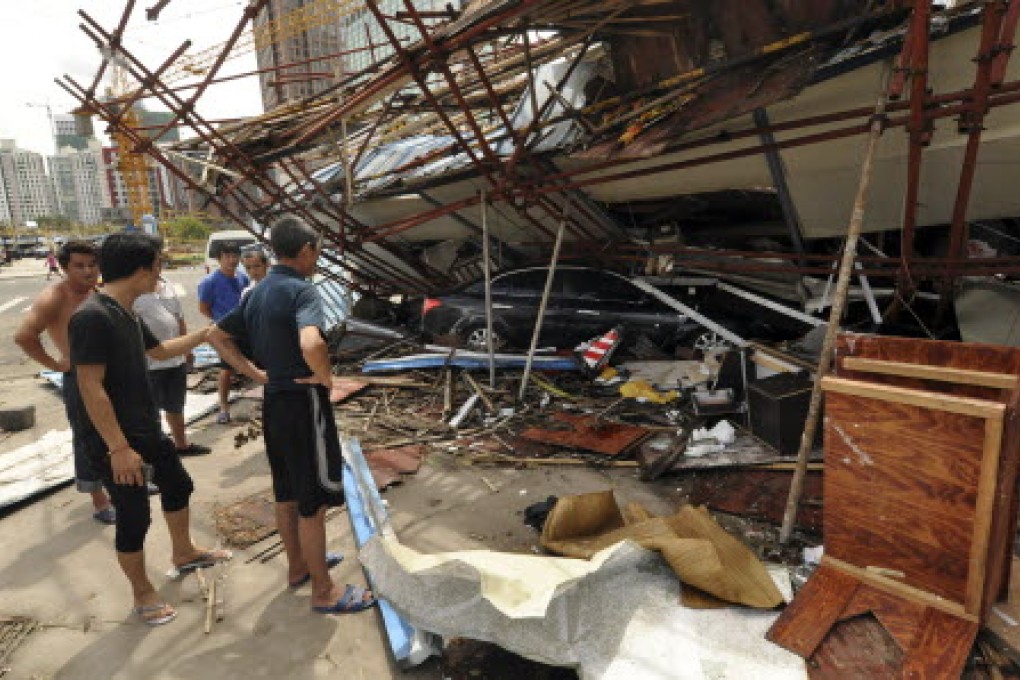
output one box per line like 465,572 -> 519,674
59,0 -> 1020,310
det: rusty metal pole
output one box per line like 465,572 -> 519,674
779,89 -> 890,544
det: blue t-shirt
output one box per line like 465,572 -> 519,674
198,269 -> 249,322
217,265 -> 324,393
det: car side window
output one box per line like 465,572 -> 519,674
564,270 -> 644,303
498,270 -> 562,297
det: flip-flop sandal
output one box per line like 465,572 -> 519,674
312,584 -> 377,614
134,603 -> 177,626
173,549 -> 233,577
288,552 -> 344,589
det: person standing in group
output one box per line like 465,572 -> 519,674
197,243 -> 248,424
134,273 -> 212,457
69,232 -> 233,626
210,217 -> 374,614
15,240 -> 115,524
45,249 -> 61,281
240,244 -> 269,299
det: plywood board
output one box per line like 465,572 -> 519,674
835,334 -> 1020,617
823,389 -> 988,608
519,412 -> 650,456
689,468 -> 822,533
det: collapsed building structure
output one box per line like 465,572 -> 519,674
61,1 -> 1019,335
43,1 -> 1020,677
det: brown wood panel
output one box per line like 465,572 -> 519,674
688,468 -> 823,534
834,334 -> 1020,616
901,607 -> 980,679
766,564 -> 860,657
824,391 -> 989,604
839,585 -> 928,653
808,614 -> 905,680
518,412 -> 650,456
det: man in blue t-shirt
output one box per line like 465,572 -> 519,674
198,243 -> 249,423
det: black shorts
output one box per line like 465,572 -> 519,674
148,365 -> 187,413
263,385 -> 345,517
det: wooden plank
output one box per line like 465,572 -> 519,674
967,414 -> 1006,615
834,334 -> 1020,618
766,563 -> 861,657
901,606 -> 980,679
821,376 -> 1006,419
842,357 -> 1018,390
824,557 -> 974,621
824,392 -> 984,604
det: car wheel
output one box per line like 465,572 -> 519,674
463,325 -> 507,352
690,330 -> 733,352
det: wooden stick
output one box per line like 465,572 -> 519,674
519,212 -> 567,401
779,88 -> 890,544
204,578 -> 217,634
195,567 -> 209,600
463,372 -> 495,413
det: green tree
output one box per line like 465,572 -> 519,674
163,215 -> 213,242
37,215 -> 73,232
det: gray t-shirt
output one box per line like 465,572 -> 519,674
133,280 -> 184,370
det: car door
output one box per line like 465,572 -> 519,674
490,269 -> 567,347
565,270 -> 682,345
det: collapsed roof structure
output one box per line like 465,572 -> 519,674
60,1 -> 1020,307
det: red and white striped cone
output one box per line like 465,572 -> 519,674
580,327 -> 622,371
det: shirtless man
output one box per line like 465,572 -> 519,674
15,240 -> 114,522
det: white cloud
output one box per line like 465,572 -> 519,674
0,1 -> 260,156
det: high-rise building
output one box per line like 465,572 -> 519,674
0,164 -> 11,226
49,155 -> 79,222
138,109 -> 181,144
254,0 -> 345,111
49,137 -> 109,226
340,1 -> 464,76
100,146 -> 173,223
0,140 -> 57,225
53,114 -> 94,152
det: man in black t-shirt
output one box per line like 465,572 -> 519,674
69,233 -> 231,626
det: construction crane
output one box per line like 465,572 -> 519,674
166,0 -> 365,82
105,62 -> 154,229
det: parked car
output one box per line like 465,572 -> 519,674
420,266 -> 721,352
203,230 -> 258,273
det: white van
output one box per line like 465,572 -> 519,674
204,230 -> 258,273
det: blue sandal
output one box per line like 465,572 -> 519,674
313,584 -> 377,614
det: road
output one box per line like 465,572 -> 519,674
0,264 -> 207,381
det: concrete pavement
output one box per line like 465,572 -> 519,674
0,261 -> 681,679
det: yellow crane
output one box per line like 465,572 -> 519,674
168,0 -> 366,82
106,63 -> 154,228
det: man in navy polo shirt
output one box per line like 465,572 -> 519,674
209,218 -> 375,615
198,243 -> 249,423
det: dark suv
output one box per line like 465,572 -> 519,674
421,266 -> 706,351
